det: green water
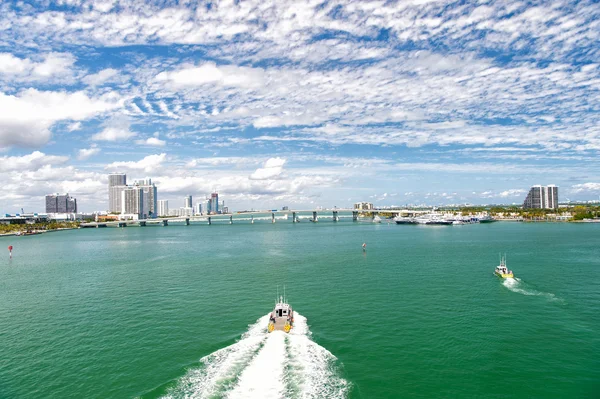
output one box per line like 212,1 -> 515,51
1,222 -> 599,398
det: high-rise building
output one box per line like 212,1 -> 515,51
157,200 -> 169,217
108,173 -> 126,213
184,195 -> 192,208
205,197 -> 212,215
210,192 -> 219,214
121,186 -> 143,217
195,203 -> 203,215
45,193 -> 77,213
134,178 -> 158,218
523,185 -> 558,209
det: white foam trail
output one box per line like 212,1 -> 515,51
502,278 -> 562,301
226,331 -> 287,398
163,312 -> 348,399
287,314 -> 349,398
163,315 -> 270,399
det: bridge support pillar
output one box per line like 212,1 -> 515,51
229,215 -> 233,224
208,217 -> 212,225
352,211 -> 358,221
292,212 -> 296,223
140,221 -> 146,226
162,219 -> 168,226
333,211 -> 338,222
312,211 -> 318,222
185,218 -> 190,226
272,213 -> 275,223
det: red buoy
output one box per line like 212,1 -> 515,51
8,245 -> 13,258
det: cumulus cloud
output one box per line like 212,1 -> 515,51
82,68 -> 119,86
571,183 -> 600,193
135,137 -> 166,147
250,157 -> 286,180
0,89 -> 122,148
155,62 -> 265,89
91,127 -> 135,141
0,52 -> 75,79
0,151 -> 69,173
105,153 -> 167,173
77,146 -> 100,160
499,189 -> 526,197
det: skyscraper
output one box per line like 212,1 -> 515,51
205,197 -> 212,215
121,186 -> 143,217
184,195 -> 192,208
157,200 -> 169,217
45,194 -> 77,213
195,203 -> 203,215
108,173 -> 126,213
210,192 -> 219,214
523,185 -> 558,209
134,178 -> 158,218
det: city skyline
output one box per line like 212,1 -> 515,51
1,1 -> 600,213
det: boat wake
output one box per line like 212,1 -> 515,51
502,278 -> 562,302
162,313 -> 349,399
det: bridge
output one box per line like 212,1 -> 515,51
80,209 -> 431,228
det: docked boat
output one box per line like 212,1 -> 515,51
494,255 -> 514,278
415,213 -> 453,225
479,215 -> 497,223
268,296 -> 294,333
394,216 -> 417,224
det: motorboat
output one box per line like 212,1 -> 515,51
394,216 -> 417,224
479,214 -> 497,223
268,295 -> 294,333
494,254 -> 514,278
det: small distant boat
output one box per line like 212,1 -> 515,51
268,295 -> 294,333
16,231 -> 42,236
494,254 -> 514,278
373,215 -> 382,223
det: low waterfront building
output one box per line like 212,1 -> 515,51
354,202 -> 374,210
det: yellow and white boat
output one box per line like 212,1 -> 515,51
267,295 -> 294,333
494,254 -> 514,278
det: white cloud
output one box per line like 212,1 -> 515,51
250,157 -> 286,180
0,89 -> 122,148
0,52 -> 75,79
68,121 -> 82,131
105,153 -> 167,173
571,183 -> 600,193
91,127 -> 135,141
155,62 -> 265,89
499,189 -> 526,197
77,146 -> 100,160
82,68 -> 119,86
0,151 -> 69,172
135,137 -> 166,147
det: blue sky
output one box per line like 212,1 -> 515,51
1,0 -> 600,213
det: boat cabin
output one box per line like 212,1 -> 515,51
271,296 -> 292,320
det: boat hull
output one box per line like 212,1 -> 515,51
494,271 -> 514,278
